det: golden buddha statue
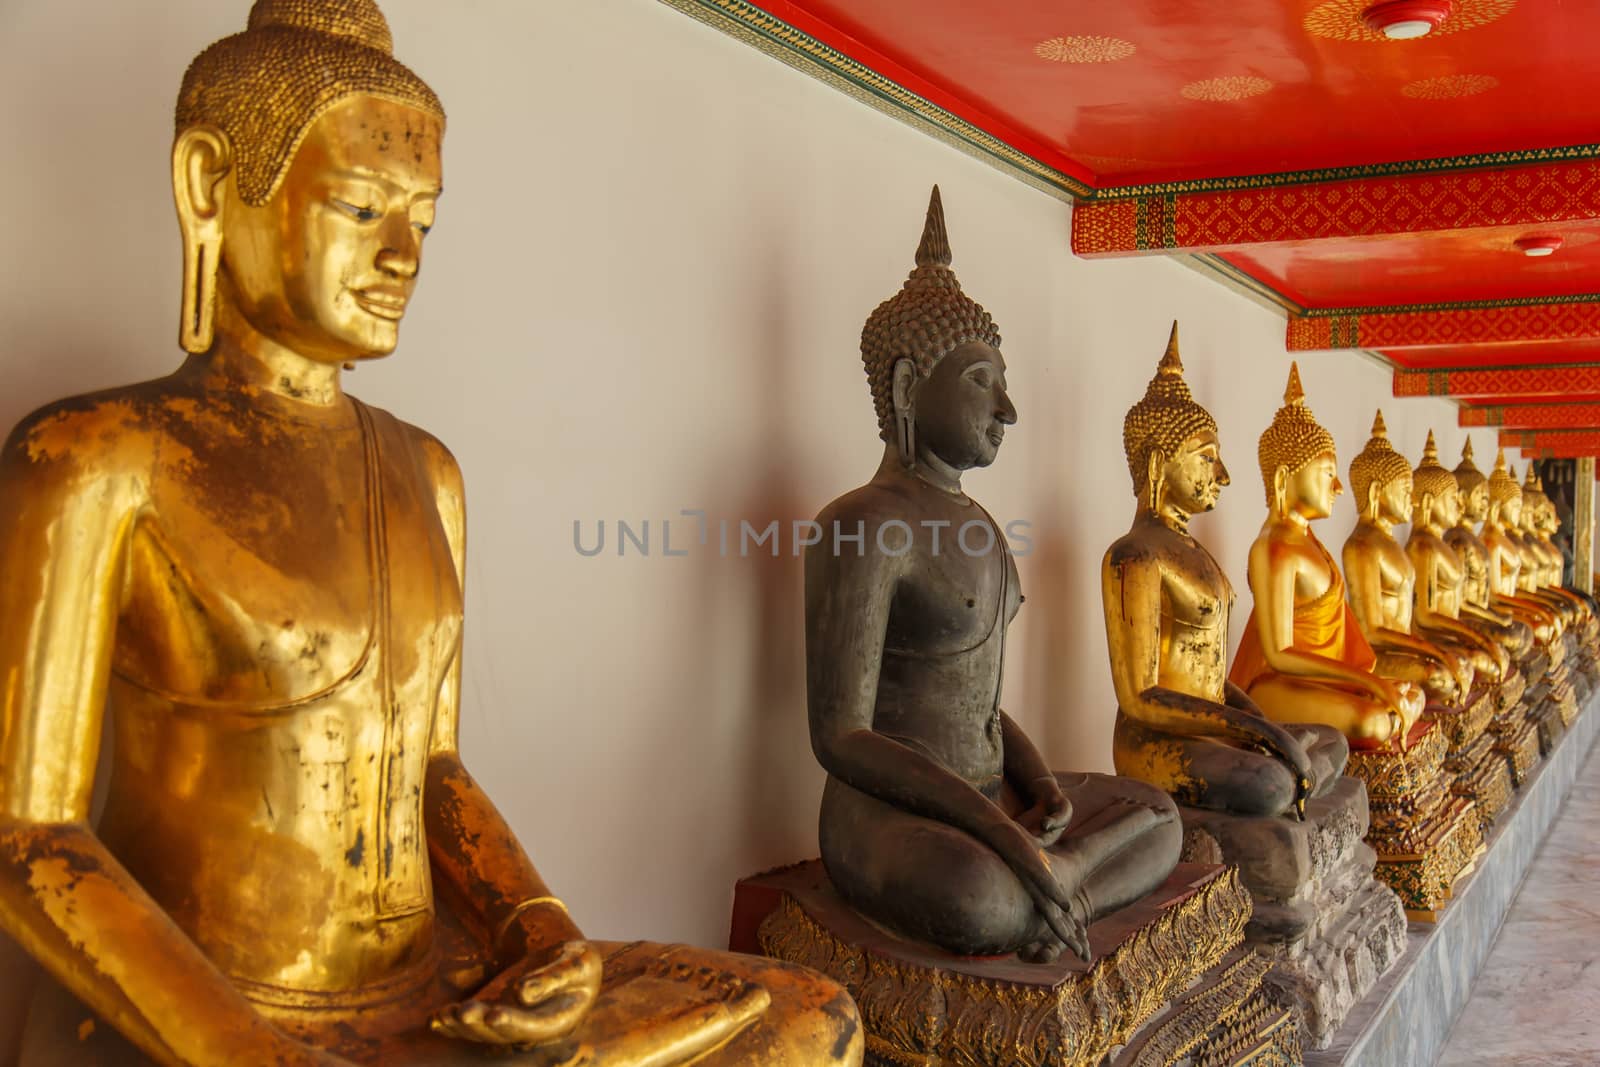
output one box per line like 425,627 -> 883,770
1482,451 -> 1563,646
1444,441 -> 1532,659
1404,433 -> 1508,687
1103,325 -> 1348,818
0,3 -> 861,1065
1229,368 -> 1424,749
1519,470 -> 1587,627
1341,413 -> 1473,706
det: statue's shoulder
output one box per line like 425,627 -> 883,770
1,380 -> 174,474
813,479 -> 913,527
362,406 -> 463,493
1103,528 -> 1163,571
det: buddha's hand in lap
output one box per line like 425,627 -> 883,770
1015,774 -> 1073,848
985,812 -> 1091,962
1249,718 -> 1317,819
431,940 -> 603,1052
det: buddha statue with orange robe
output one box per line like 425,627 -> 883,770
1229,368 -> 1424,750
0,3 -> 861,1064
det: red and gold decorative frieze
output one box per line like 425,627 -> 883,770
1292,297 -> 1600,352
1396,365 -> 1600,398
1075,159 -> 1600,256
1461,402 -> 1600,429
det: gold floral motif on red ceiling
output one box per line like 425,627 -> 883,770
1304,0 -> 1517,42
1072,161 -> 1600,253
1033,35 -> 1136,64
1402,75 -> 1501,100
1180,76 -> 1274,102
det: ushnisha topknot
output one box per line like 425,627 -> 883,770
176,0 -> 445,207
1349,409 -> 1414,509
861,185 -> 1003,442
1412,430 -> 1457,507
1488,448 -> 1522,510
1257,362 -> 1337,506
1123,321 -> 1219,496
1453,438 -> 1487,499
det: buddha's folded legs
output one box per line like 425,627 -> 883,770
1245,675 -> 1402,747
1113,715 -> 1347,817
1371,650 -> 1456,702
820,773 -> 1180,958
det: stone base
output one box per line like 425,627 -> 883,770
730,862 -> 1297,1067
1175,778 -> 1405,1049
1306,688 -> 1600,1066
1344,723 -> 1481,918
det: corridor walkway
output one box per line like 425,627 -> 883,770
1435,741 -> 1600,1066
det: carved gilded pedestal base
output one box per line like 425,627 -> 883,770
1488,672 -> 1543,787
1174,778 -> 1405,1049
1431,689 -> 1511,835
730,862 -> 1299,1067
1345,723 -> 1482,920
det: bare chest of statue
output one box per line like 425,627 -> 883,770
876,503 -> 1019,790
95,392 -> 463,1000
1156,532 -> 1231,701
1445,527 -> 1490,607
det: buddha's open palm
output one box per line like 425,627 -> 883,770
432,940 -> 604,1051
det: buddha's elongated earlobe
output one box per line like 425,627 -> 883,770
891,359 -> 918,470
1146,451 -> 1164,514
173,126 -> 232,354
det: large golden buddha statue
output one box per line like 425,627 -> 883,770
1103,325 -> 1346,817
1519,470 -> 1587,628
1342,413 -> 1473,706
1229,368 -> 1424,749
0,3 -> 860,1064
1444,441 -> 1532,660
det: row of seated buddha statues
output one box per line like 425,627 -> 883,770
0,2 -> 867,1064
730,189 -> 1304,1067
1101,329 -> 1404,1047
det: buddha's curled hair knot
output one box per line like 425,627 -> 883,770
1454,438 -> 1487,499
1123,322 -> 1218,495
1488,449 -> 1522,509
1412,431 -> 1457,506
861,186 -> 1001,441
177,0 -> 443,207
1349,410 -> 1413,507
1256,362 -> 1337,505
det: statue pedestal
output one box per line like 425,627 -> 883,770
1175,777 -> 1406,1049
1429,688 -> 1513,836
1343,722 -> 1482,921
729,861 -> 1299,1067
1489,672 -> 1542,786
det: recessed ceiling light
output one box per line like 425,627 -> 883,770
1362,0 -> 1454,39
1514,236 -> 1565,257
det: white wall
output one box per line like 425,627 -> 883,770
0,0 -> 1505,1037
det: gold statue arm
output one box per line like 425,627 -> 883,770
413,433 -> 582,958
1247,537 -> 1394,703
1408,547 -> 1505,673
0,421 -> 328,1067
1101,550 -> 1310,765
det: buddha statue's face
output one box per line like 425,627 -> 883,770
1378,472 -> 1413,525
219,95 -> 443,363
1433,484 -> 1462,528
1463,484 -> 1489,523
911,340 -> 1017,471
1282,452 -> 1342,520
1161,429 -> 1229,516
1499,495 -> 1523,529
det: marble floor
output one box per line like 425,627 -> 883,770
1435,745 -> 1600,1066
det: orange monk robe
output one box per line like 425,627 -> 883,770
1230,545 -> 1378,695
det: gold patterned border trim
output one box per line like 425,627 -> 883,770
1301,291 -> 1600,318
654,0 -> 1092,201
